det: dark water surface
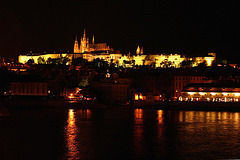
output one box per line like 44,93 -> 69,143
1,107 -> 240,160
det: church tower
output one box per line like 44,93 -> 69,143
136,46 -> 140,55
80,29 -> 89,53
73,35 -> 80,53
92,35 -> 95,44
140,46 -> 143,55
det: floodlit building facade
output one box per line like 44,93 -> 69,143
180,83 -> 240,102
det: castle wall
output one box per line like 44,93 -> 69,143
18,54 -> 70,64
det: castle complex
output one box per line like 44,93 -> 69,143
18,30 -> 216,67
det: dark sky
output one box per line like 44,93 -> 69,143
0,0 -> 240,63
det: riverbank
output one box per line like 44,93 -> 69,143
134,101 -> 240,112
0,99 -> 106,110
1,99 -> 240,112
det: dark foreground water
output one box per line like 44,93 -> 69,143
1,107 -> 240,160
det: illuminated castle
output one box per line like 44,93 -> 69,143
74,29 -> 112,53
18,29 -> 216,67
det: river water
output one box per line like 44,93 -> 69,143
1,107 -> 240,159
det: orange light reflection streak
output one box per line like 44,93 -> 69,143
65,109 -> 79,160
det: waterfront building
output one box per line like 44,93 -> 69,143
0,62 -> 29,72
131,69 -> 207,101
180,83 -> 240,102
91,73 -> 132,104
173,75 -> 206,100
8,75 -> 48,96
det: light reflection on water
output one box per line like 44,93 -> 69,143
133,109 -> 144,157
65,109 -> 79,160
157,110 -> 164,124
178,111 -> 240,126
64,109 -> 92,160
63,108 -> 240,159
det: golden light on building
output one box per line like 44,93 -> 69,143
134,93 -> 145,100
199,92 -> 206,95
204,57 -> 214,66
211,92 -> 217,96
134,93 -> 139,100
223,93 -> 228,96
136,46 -> 141,55
235,93 -> 240,97
181,83 -> 240,102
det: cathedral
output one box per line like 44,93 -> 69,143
73,29 -> 112,53
73,29 -> 121,62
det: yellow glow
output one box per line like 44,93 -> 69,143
235,93 -> 240,96
199,92 -> 206,95
211,92 -> 217,96
223,93 -> 228,96
204,57 -> 215,66
179,96 -> 183,101
188,92 -> 195,95
157,110 -> 164,124
135,94 -> 139,100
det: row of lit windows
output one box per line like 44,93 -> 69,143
12,89 -> 46,94
187,87 -> 240,91
175,76 -> 203,81
11,83 -> 46,87
185,92 -> 240,96
179,97 -> 239,102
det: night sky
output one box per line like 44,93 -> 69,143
1,0 -> 240,63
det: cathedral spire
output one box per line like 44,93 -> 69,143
92,35 -> 95,44
74,35 -> 80,53
136,46 -> 140,55
140,46 -> 143,55
83,29 -> 86,40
